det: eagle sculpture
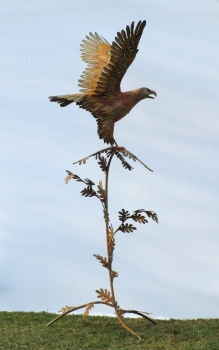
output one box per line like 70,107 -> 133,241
49,20 -> 156,145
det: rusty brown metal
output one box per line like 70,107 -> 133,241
49,20 -> 156,146
46,146 -> 158,339
47,20 -> 158,340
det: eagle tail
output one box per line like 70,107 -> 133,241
49,94 -> 85,107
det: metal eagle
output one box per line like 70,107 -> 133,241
49,20 -> 156,145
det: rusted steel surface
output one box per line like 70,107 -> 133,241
49,20 -> 156,145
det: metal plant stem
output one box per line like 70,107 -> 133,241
46,146 -> 158,340
104,151 -> 140,339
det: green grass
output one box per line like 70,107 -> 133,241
1,312 -> 219,349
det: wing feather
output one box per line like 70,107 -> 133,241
95,19 -> 146,97
78,20 -> 146,97
79,33 -> 111,94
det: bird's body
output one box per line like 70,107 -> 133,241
49,20 -> 156,145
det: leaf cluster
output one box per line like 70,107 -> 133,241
115,208 -> 158,234
132,209 -> 158,224
65,172 -> 107,210
73,145 -> 152,172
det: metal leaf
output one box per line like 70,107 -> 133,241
98,155 -> 107,172
145,211 -> 159,223
58,305 -> 74,315
105,148 -> 116,158
130,213 -> 148,224
103,209 -> 109,223
97,181 -> 106,205
65,171 -> 85,184
96,288 -> 114,304
115,152 -> 133,170
108,224 -> 114,245
118,223 -> 137,233
122,149 -> 153,172
73,155 -> 90,165
81,187 -> 98,198
93,254 -> 109,269
134,209 -> 158,224
118,209 -> 130,222
108,237 -> 115,262
83,303 -> 94,318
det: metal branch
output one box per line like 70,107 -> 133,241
47,145 -> 158,340
45,301 -> 113,327
73,146 -> 153,172
123,310 -> 158,325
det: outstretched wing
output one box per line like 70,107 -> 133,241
96,20 -> 146,97
49,21 -> 147,145
78,34 -> 111,94
79,20 -> 146,98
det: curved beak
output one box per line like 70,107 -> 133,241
148,90 -> 157,99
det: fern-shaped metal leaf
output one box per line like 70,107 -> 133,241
130,212 -> 148,224
73,155 -> 90,165
105,148 -> 116,158
97,181 -> 106,206
94,151 -> 102,160
58,305 -> 74,315
108,237 -> 115,262
98,155 -> 107,172
89,147 -> 112,160
122,149 -> 153,172
122,149 -> 137,162
81,186 -> 98,198
73,146 -> 153,176
65,171 -> 85,184
118,209 -> 130,222
83,303 -> 94,318
65,172 -> 96,188
96,288 -> 114,304
108,224 -> 114,245
119,223 -> 137,233
93,254 -> 109,269
103,209 -> 109,223
145,210 -> 159,223
115,152 -> 133,170
134,209 -> 159,224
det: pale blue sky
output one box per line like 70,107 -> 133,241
0,0 -> 219,319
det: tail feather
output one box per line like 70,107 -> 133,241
49,93 -> 116,145
49,94 -> 84,107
